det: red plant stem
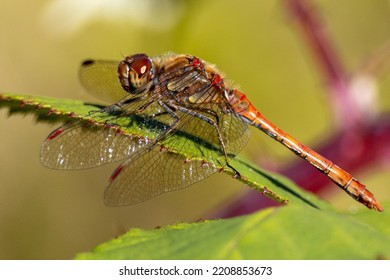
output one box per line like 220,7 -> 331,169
285,0 -> 363,128
285,0 -> 346,86
283,115 -> 390,193
210,0 -> 389,218
213,115 -> 390,218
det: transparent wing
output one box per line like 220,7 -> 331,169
104,145 -> 218,206
43,54 -> 251,205
40,95 -> 161,170
79,59 -> 127,103
153,107 -> 249,164
104,98 -> 250,206
40,123 -> 149,169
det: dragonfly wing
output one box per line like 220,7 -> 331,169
103,104 -> 249,206
79,59 -> 127,103
40,96 -> 164,169
220,109 -> 251,156
104,145 -> 218,206
40,121 -> 152,169
153,102 -> 250,165
104,105 -> 238,205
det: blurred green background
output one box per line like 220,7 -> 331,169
0,0 -> 389,259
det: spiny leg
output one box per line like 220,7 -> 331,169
174,105 -> 241,178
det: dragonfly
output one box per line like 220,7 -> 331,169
40,52 -> 383,211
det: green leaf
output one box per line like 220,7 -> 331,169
0,92 -> 330,209
75,203 -> 390,260
0,92 -> 102,123
2,93 -> 387,259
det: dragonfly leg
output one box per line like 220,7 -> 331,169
226,162 -> 241,179
173,105 -> 240,178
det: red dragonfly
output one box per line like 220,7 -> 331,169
40,53 -> 383,211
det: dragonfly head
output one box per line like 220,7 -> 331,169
118,53 -> 153,93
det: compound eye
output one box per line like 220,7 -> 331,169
130,53 -> 152,78
118,53 -> 153,93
